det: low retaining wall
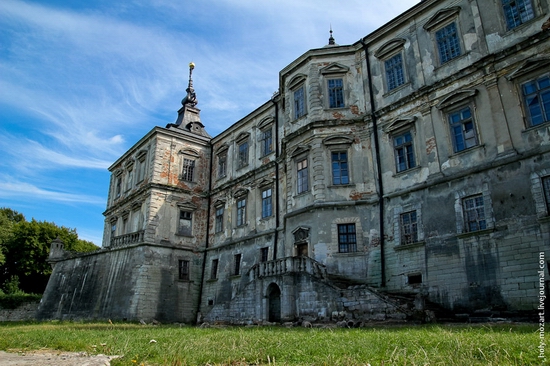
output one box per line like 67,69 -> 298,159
0,301 -> 39,322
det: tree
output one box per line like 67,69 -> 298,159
0,208 -> 99,294
0,208 -> 25,266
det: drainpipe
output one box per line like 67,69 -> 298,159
271,93 -> 280,260
360,38 -> 386,288
196,139 -> 214,321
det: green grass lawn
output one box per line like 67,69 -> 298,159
0,321 -> 542,365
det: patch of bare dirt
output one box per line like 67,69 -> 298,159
0,350 -> 119,365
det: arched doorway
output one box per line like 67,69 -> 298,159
267,283 -> 281,323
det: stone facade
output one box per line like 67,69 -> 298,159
38,0 -> 550,324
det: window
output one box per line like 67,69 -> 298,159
126,168 -> 134,191
237,141 -> 249,168
462,195 -> 487,232
137,155 -> 147,182
331,152 -> 349,185
294,85 -> 306,119
215,207 -> 224,233
543,176 -> 550,213
394,131 -> 416,172
178,210 -> 192,236
436,22 -> 461,64
182,158 -> 195,182
178,260 -> 189,281
522,75 -> 550,127
236,198 -> 246,226
502,0 -> 534,30
260,247 -> 269,262
115,176 -> 122,198
218,153 -> 227,178
408,273 -> 422,285
261,128 -> 273,156
297,158 -> 309,194
261,188 -> 273,218
448,106 -> 478,152
111,222 -> 116,237
385,53 -> 405,91
210,259 -> 219,280
337,224 -> 357,253
327,78 -> 344,108
400,211 -> 418,245
233,254 -> 242,276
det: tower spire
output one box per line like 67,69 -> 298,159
328,25 -> 335,45
182,62 -> 198,107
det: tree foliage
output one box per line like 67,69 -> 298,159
0,208 -> 99,294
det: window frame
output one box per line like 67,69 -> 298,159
260,127 -> 273,157
385,52 -> 406,92
215,206 -> 224,233
327,77 -> 345,109
261,187 -> 273,218
521,74 -> 550,127
182,158 -> 195,182
462,194 -> 487,233
400,211 -> 419,245
435,21 -> 462,65
293,84 -> 307,119
501,0 -> 535,30
296,157 -> 309,194
393,130 -> 416,173
331,151 -> 350,185
447,105 -> 479,153
178,210 -> 193,236
236,197 -> 247,227
136,151 -> 148,183
337,223 -> 357,253
237,141 -> 249,169
178,259 -> 190,281
233,253 -> 242,276
210,259 -> 219,280
260,247 -> 269,263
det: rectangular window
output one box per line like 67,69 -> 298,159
260,247 -> 269,262
178,260 -> 189,281
449,107 -> 478,152
297,158 -> 309,194
126,169 -> 134,191
238,142 -> 249,168
210,259 -> 219,280
522,75 -> 550,127
218,154 -> 227,178
237,198 -> 246,226
331,151 -> 349,185
436,22 -> 461,64
328,78 -> 344,108
178,210 -> 192,236
502,0 -> 534,30
385,53 -> 405,91
182,158 -> 195,182
463,195 -> 487,232
261,188 -> 273,218
261,128 -> 273,156
394,131 -> 416,172
137,157 -> 147,182
115,176 -> 122,198
294,86 -> 306,119
542,176 -> 550,214
111,222 -> 116,237
337,223 -> 357,253
215,207 -> 224,233
400,211 -> 418,245
233,253 -> 242,276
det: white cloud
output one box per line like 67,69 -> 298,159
0,181 -> 104,205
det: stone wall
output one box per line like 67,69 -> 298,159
0,302 -> 39,322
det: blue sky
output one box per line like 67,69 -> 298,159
0,0 -> 419,246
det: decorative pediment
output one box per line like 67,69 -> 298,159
131,200 -> 143,210
256,178 -> 274,188
124,159 -> 135,169
507,58 -> 550,80
235,132 -> 250,143
322,135 -> 354,146
179,148 -> 200,157
136,149 -> 148,159
177,201 -> 198,211
258,116 -> 275,129
216,143 -> 229,154
320,62 -> 349,75
384,116 -> 417,133
234,188 -> 248,198
114,169 -> 123,177
214,199 -> 226,208
436,89 -> 477,110
292,226 -> 310,242
290,145 -> 311,158
374,38 -> 406,59
288,74 -> 307,89
423,7 -> 461,31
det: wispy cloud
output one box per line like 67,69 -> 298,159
0,180 -> 104,205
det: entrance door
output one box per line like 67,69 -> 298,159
267,283 -> 281,323
296,243 -> 308,256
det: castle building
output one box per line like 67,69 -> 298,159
38,0 -> 550,323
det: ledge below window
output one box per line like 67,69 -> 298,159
457,228 -> 494,239
394,241 -> 425,251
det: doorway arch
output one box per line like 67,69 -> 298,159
266,283 -> 281,323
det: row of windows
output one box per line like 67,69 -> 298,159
114,153 -> 148,199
